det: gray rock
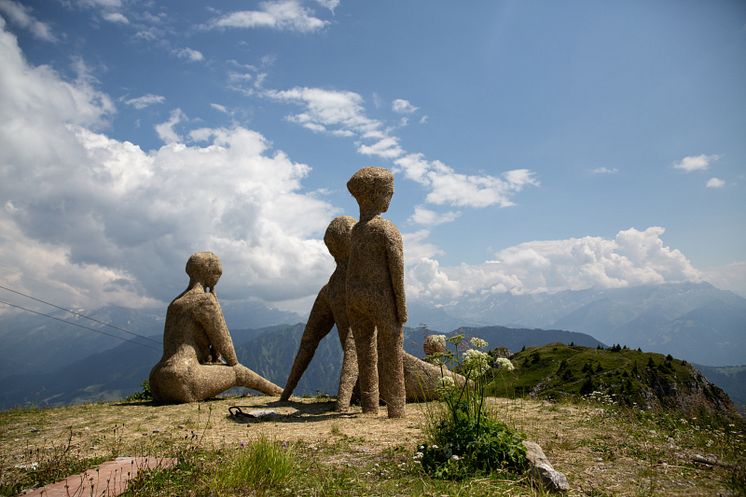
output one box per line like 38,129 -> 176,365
523,440 -> 569,493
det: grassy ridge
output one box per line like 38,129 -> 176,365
487,343 -> 737,421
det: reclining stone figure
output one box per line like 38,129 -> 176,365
149,251 -> 282,403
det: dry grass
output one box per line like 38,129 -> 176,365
1,396 -> 742,496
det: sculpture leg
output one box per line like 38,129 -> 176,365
234,364 -> 283,396
186,364 -> 242,402
280,292 -> 335,401
377,320 -> 406,418
349,310 -> 378,415
336,326 -> 358,411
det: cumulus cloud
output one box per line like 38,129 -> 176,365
102,11 -> 128,24
673,154 -> 720,172
124,94 -> 165,109
154,108 -> 185,144
395,154 -> 539,208
409,206 -> 460,226
0,0 -> 57,41
210,103 -> 228,113
265,86 -> 539,209
392,98 -> 417,114
357,137 -> 403,159
405,227 -> 702,304
208,0 -> 328,33
315,0 -> 340,13
0,22 -> 337,311
175,47 -> 204,62
706,177 -> 725,189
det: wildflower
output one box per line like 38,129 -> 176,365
463,349 -> 491,376
437,375 -> 455,391
450,454 -> 461,461
414,452 -> 424,460
469,337 -> 488,349
494,357 -> 515,371
239,440 -> 246,448
431,444 -> 439,449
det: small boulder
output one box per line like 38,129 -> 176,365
523,440 -> 569,493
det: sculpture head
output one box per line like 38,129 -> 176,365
323,216 -> 356,263
347,167 -> 394,215
185,251 -> 222,289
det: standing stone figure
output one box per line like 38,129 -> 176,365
149,251 -> 282,403
346,167 -> 407,418
280,216 -> 359,411
281,217 -> 465,409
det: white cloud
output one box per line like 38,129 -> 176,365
409,206 -> 460,226
210,103 -> 228,113
395,154 -> 539,208
265,86 -> 539,209
124,94 -> 165,109
357,137 -> 403,159
0,1 -> 57,42
419,115 -> 429,124
175,47 -> 204,62
154,109 -> 185,144
392,98 -> 417,114
402,230 -> 445,263
406,227 -> 702,304
102,11 -> 128,24
208,0 -> 328,33
266,86 -> 383,138
706,177 -> 726,189
315,0 -> 340,13
0,22 -> 339,311
673,154 -> 720,172
591,167 -> 618,175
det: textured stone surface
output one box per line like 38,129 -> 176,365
281,217 -> 464,409
149,252 -> 281,403
423,334 -> 447,357
22,457 -> 177,497
523,440 -> 570,493
281,216 -> 359,411
346,167 -> 407,418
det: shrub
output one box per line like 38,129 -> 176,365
418,335 -> 527,480
126,380 -> 152,401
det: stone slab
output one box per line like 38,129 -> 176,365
22,456 -> 177,497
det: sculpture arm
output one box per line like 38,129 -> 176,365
281,290 -> 335,401
386,225 -> 407,324
194,293 -> 239,366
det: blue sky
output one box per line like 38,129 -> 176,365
0,0 -> 744,315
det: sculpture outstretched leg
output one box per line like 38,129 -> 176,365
235,364 -> 283,396
280,292 -> 335,401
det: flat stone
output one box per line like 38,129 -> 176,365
22,456 -> 177,497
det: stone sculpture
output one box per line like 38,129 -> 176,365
280,216 -> 359,411
346,167 -> 407,418
280,217 -> 465,409
149,251 -> 282,403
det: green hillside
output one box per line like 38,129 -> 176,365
487,343 -> 738,421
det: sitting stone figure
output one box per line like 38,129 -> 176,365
149,252 -> 282,403
346,167 -> 407,418
281,217 -> 465,409
280,216 -> 359,411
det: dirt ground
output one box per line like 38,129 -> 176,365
1,396 -> 741,496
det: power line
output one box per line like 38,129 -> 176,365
0,283 -> 160,345
0,299 -> 161,352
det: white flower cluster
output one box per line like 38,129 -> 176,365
494,357 -> 515,371
462,349 -> 491,376
437,375 -> 455,391
431,335 -> 447,348
469,336 -> 488,349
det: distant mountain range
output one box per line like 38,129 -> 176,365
409,282 -> 746,366
0,324 -> 602,409
0,281 -> 743,410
